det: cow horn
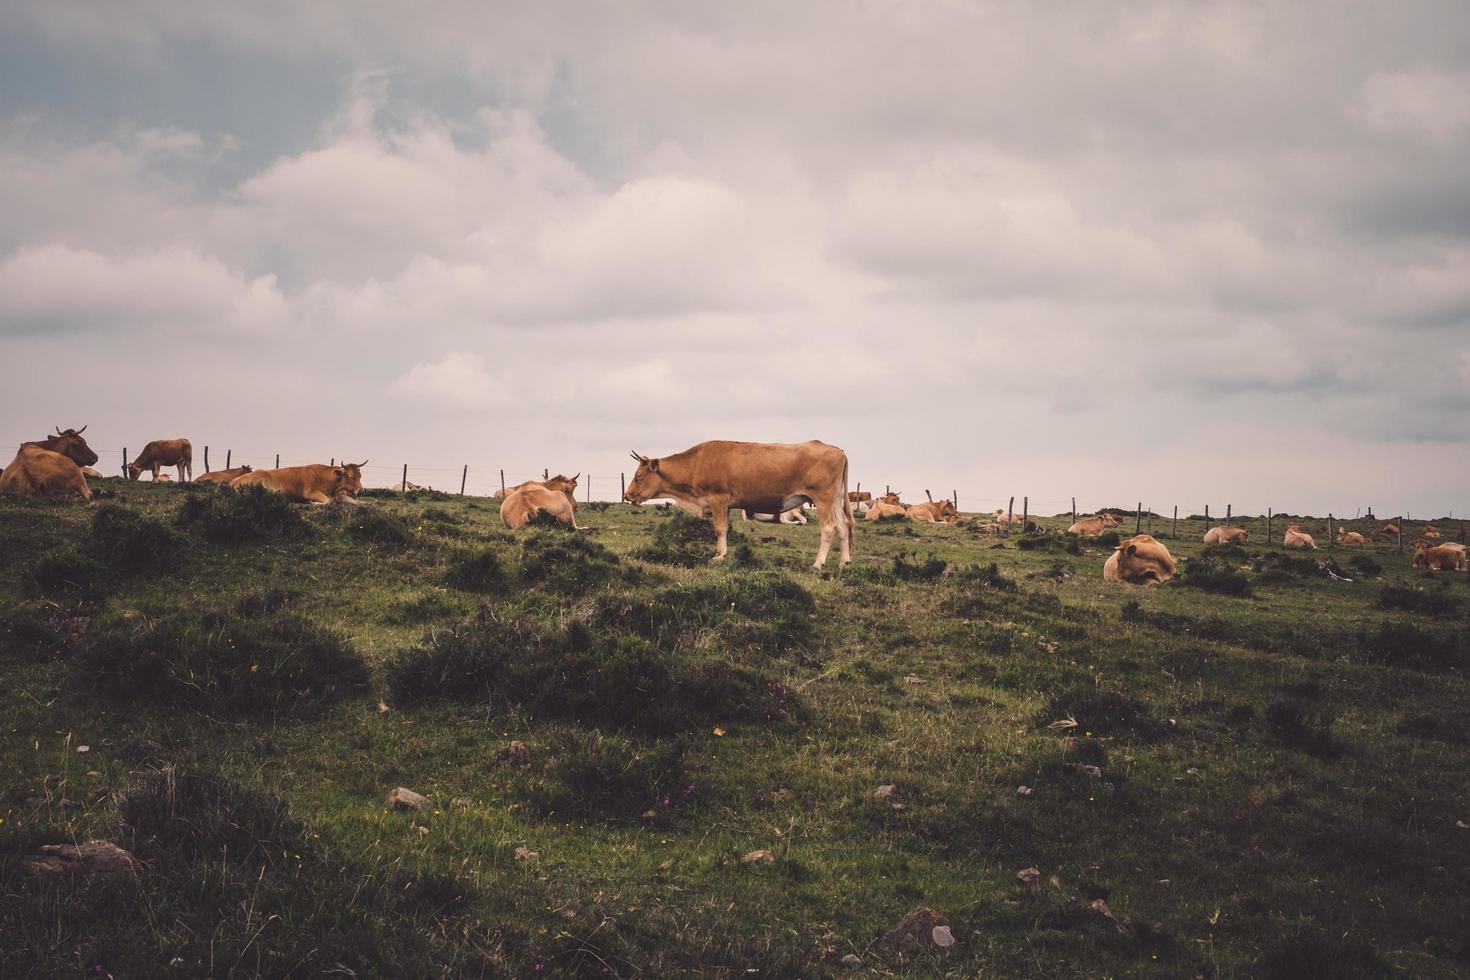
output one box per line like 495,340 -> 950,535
56,426 -> 62,434
78,425 -> 87,434
570,472 -> 580,482
630,451 -> 644,463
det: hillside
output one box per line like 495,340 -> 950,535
2,482 -> 1468,978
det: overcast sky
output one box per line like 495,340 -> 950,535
2,2 -> 1467,516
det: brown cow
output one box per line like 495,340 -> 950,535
743,506 -> 808,524
231,462 -> 367,504
1422,524 -> 1441,539
1203,526 -> 1249,544
80,466 -> 105,479
21,427 -> 99,468
1068,513 -> 1123,536
194,465 -> 254,485
0,446 -> 92,500
128,438 -> 192,482
624,440 -> 852,569
501,474 -> 580,530
1283,524 -> 1317,549
907,500 -> 959,523
1373,522 -> 1400,539
1413,540 -> 1467,571
1335,528 -> 1368,546
1103,534 -> 1176,585
993,508 -> 1024,524
864,500 -> 907,520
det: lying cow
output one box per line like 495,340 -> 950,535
194,465 -> 254,486
1068,513 -> 1123,536
1203,525 -> 1249,545
908,500 -> 959,523
1413,540 -> 1467,571
501,474 -> 581,529
624,440 -> 852,569
864,494 -> 907,521
80,466 -> 105,479
128,438 -> 192,483
1335,528 -> 1368,546
993,508 -> 1024,524
0,426 -> 99,501
743,507 -> 808,524
231,461 -> 366,504
1422,525 -> 1441,539
1103,534 -> 1176,585
1283,524 -> 1317,549
1373,523 -> 1400,539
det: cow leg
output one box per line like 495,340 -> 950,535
837,502 -> 853,565
813,505 -> 837,569
710,502 -> 730,561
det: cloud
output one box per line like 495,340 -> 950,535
1358,69 -> 1470,142
387,352 -> 509,411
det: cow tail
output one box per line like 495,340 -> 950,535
841,456 -> 854,537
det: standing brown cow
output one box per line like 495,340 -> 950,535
128,438 -> 192,483
624,440 -> 852,569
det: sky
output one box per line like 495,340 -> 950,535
1,1 -> 1468,517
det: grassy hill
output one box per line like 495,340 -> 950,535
2,482 -> 1467,977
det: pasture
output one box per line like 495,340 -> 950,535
1,482 -> 1467,977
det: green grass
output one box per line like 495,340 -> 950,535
1,487 -> 1467,976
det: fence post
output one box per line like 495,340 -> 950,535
1022,496 -> 1028,532
925,489 -> 934,502
1267,508 -> 1272,543
1173,505 -> 1178,539
1135,502 -> 1142,535
1226,503 -> 1231,525
122,447 -> 128,479
460,465 -> 467,495
401,464 -> 408,494
1006,496 -> 1014,538
1071,497 -> 1077,527
1205,504 -> 1209,532
226,450 -> 231,469
1398,519 -> 1403,553
1328,513 -> 1334,549
952,489 -> 957,510
204,446 -> 210,472
587,476 -> 591,504
275,454 -> 280,469
620,472 -> 625,500
543,468 -> 549,481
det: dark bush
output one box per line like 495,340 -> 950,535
525,731 -> 692,823
1349,555 -> 1383,576
444,547 -> 505,593
384,590 -> 461,625
1360,620 -> 1467,674
951,562 -> 1018,592
1180,558 -> 1253,597
344,508 -> 413,547
635,511 -> 747,566
177,484 -> 312,545
1094,530 -> 1121,548
1265,699 -> 1341,757
1377,584 -> 1460,617
637,572 -> 816,652
75,610 -> 369,714
0,602 -> 73,659
1256,927 -> 1385,979
519,532 -> 625,595
30,547 -> 107,600
118,767 -> 308,868
234,587 -> 301,616
89,505 -> 182,573
893,554 -> 946,581
1253,553 -> 1319,577
1016,535 -> 1069,552
1038,683 -> 1168,740
1200,543 -> 1249,562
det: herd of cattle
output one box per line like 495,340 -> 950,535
3,431 -> 1463,579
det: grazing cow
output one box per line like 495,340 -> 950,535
994,508 -> 1024,524
1103,534 -> 1176,585
1335,528 -> 1368,546
1283,524 -> 1317,549
128,438 -> 192,483
1,426 -> 100,501
501,474 -> 580,529
623,440 -> 852,569
194,465 -> 253,486
1068,513 -> 1123,536
908,499 -> 959,523
1423,524 -> 1441,539
1203,526 -> 1249,545
1413,540 -> 1468,571
231,462 -> 367,504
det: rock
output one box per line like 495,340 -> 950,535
514,846 -> 539,865
386,787 -> 432,812
872,784 -> 896,800
840,953 -> 862,967
1016,867 -> 1041,888
22,840 -> 139,877
931,925 -> 957,948
742,849 -> 775,865
497,740 -> 532,768
1088,898 -> 1127,935
902,675 -> 926,685
881,907 -> 952,948
1016,785 -> 1033,797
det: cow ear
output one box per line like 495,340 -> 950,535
334,468 -> 344,478
1124,543 -> 1138,556
649,458 -> 660,472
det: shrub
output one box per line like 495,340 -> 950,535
1360,620 -> 1467,674
635,511 -> 747,566
177,485 -> 312,545
637,572 -> 816,652
1200,543 -> 1249,562
951,562 -> 1017,592
75,610 -> 369,714
525,731 -> 692,823
519,532 -> 625,595
893,554 -> 947,581
1377,584 -> 1460,617
1180,558 -> 1253,597
0,602 -> 70,659
30,547 -> 107,601
118,767 -> 308,868
444,547 -> 506,593
1038,683 -> 1168,740
89,505 -> 182,573
344,508 -> 413,548
1265,699 -> 1341,757
1348,555 -> 1383,576
384,591 -> 461,625
1094,530 -> 1121,548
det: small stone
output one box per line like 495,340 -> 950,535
881,907 -> 951,947
415,825 -> 430,836
840,953 -> 862,967
1016,867 -> 1042,888
1080,764 -> 1103,779
386,787 -> 432,812
1016,785 -> 1033,797
497,740 -> 532,767
903,675 -> 926,685
85,771 -> 101,778
931,925 -> 957,948
872,784 -> 896,800
22,840 -> 139,877
76,745 -> 90,753
515,846 -> 539,865
742,849 -> 776,865
377,701 -> 390,714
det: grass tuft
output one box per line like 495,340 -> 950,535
177,484 -> 312,544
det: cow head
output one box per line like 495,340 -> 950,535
879,492 -> 902,505
1101,513 -> 1123,528
42,426 -> 99,467
333,461 -> 367,497
624,453 -> 665,503
1111,534 -> 1176,585
934,500 -> 958,519
542,473 -> 579,496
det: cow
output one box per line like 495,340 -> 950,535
1373,523 -> 1400,539
1283,524 -> 1317,549
1335,528 -> 1368,546
1103,534 -> 1176,585
1,426 -> 100,501
1413,540 -> 1467,571
501,474 -> 581,530
994,508 -> 1024,524
623,440 -> 852,569
907,499 -> 959,523
127,438 -> 192,483
21,427 -> 99,468
1203,526 -> 1249,545
1422,524 -> 1441,539
864,499 -> 908,520
231,462 -> 367,504
847,490 -> 873,517
743,507 -> 808,524
80,466 -> 105,479
194,465 -> 253,486
1068,513 -> 1123,536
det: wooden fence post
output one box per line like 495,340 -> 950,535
1022,496 -> 1028,532
1071,497 -> 1077,527
460,465 -> 467,495
1135,502 -> 1142,535
1173,505 -> 1178,539
275,454 -> 280,469
952,489 -> 957,510
587,477 -> 591,504
226,450 -> 231,469
401,464 -> 408,494
1006,496 -> 1014,538
203,446 -> 210,472
500,469 -> 505,494
1267,508 -> 1272,543
1328,513 -> 1334,549
1205,504 -> 1209,532
121,448 -> 128,479
620,472 -> 625,500
1226,503 -> 1231,525
1398,519 -> 1403,553
543,468 -> 549,480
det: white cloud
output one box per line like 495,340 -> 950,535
387,352 -> 510,411
1359,69 -> 1470,142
